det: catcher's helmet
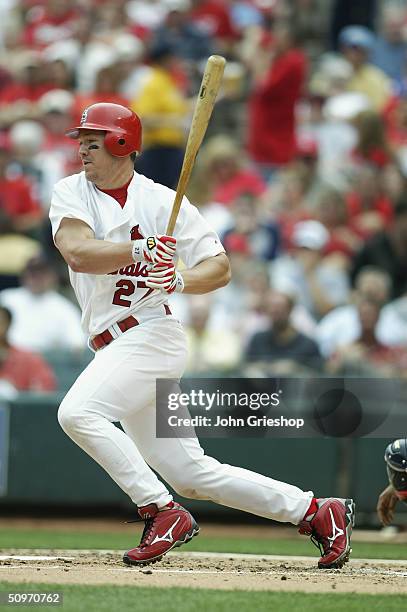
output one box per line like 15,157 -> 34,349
66,103 -> 142,157
385,438 -> 407,501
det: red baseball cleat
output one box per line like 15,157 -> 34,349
298,498 -> 355,569
123,502 -> 199,566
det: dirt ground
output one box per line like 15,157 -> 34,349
0,519 -> 406,593
1,550 -> 407,593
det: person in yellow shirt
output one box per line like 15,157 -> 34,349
184,295 -> 242,374
131,41 -> 191,188
339,25 -> 392,111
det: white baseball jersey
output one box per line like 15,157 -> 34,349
49,171 -> 225,335
53,170 -> 313,528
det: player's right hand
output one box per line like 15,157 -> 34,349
132,235 -> 177,265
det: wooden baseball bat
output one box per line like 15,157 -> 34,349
166,55 -> 226,236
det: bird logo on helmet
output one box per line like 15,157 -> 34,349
66,102 -> 142,157
80,108 -> 89,125
384,439 -> 407,502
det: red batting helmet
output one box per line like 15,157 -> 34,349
66,103 -> 142,157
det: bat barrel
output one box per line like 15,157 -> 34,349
166,55 -> 226,236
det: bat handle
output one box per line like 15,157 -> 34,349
166,192 -> 182,236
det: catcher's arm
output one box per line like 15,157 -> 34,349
377,484 -> 399,526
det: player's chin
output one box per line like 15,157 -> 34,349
83,166 -> 97,181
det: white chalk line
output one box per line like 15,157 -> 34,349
0,555 -> 75,561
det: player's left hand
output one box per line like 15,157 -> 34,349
145,263 -> 184,294
132,235 -> 177,266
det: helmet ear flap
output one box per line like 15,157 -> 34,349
104,131 -> 132,157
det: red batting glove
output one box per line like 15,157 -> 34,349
132,235 -> 177,265
145,263 -> 184,294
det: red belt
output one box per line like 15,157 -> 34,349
91,304 -> 172,351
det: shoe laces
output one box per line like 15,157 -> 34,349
299,522 -> 329,557
139,517 -> 156,548
125,514 -> 157,549
310,533 -> 325,557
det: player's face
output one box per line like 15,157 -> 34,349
78,130 -> 116,185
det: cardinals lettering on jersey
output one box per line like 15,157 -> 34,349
49,171 -> 225,334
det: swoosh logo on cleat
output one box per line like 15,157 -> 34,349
151,517 -> 181,545
327,507 -> 344,547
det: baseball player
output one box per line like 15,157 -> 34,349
49,102 -> 355,569
377,439 -> 407,525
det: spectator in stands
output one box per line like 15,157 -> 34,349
22,0 -> 80,50
229,0 -> 264,35
305,77 -> 363,190
153,0 -> 213,63
132,40 -> 190,188
0,305 -> 55,392
384,92 -> 407,152
338,25 -> 392,111
285,0 -> 329,65
288,137 -> 324,207
330,0 -> 377,47
37,89 -> 81,178
380,288 -> 407,346
237,262 -> 272,345
0,255 -> 84,352
184,294 -> 241,373
241,262 -> 317,344
189,0 -> 238,53
0,210 -> 41,292
246,20 -> 307,179
125,0 -> 168,38
381,163 -> 406,206
316,266 -> 402,358
327,296 -> 407,377
8,119 -> 60,211
315,187 -> 361,262
0,133 -> 43,234
188,135 -> 267,207
264,167 -> 312,247
371,4 -> 407,86
383,94 -> 407,180
222,192 -> 280,262
93,1 -> 132,44
208,239 -> 267,336
0,51 -> 52,128
271,220 -> 350,320
245,288 -> 323,375
345,165 -> 394,239
103,34 -> 144,102
44,57 -> 75,92
351,110 -> 394,169
351,199 -> 407,299
266,138 -> 325,247
73,65 -> 129,121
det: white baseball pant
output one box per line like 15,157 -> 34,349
58,316 -> 313,524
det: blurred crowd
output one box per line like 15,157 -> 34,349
1,0 -> 407,394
